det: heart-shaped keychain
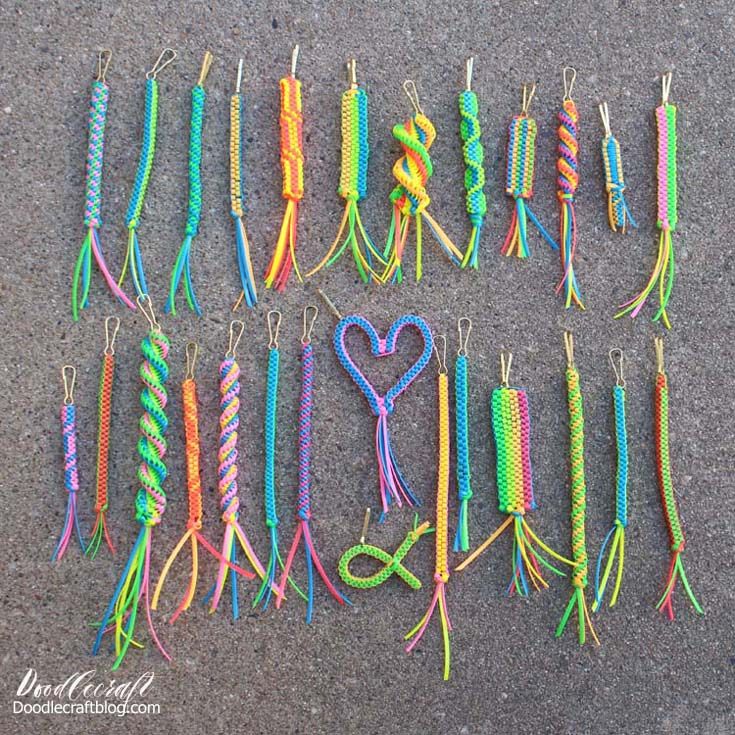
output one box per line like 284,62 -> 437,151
333,314 -> 434,520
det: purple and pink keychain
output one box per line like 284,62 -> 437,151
333,308 -> 434,521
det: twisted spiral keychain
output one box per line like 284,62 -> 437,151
71,51 -> 135,321
456,352 -> 574,595
229,61 -> 258,309
617,73 -> 677,328
405,336 -> 452,681
458,58 -> 487,269
381,81 -> 464,283
556,332 -> 599,645
501,83 -> 558,258
453,318 -> 474,552
556,68 -> 584,309
92,297 -> 171,669
276,306 -> 349,622
86,317 -> 120,559
206,321 -> 273,618
53,366 -> 85,562
118,49 -> 177,300
167,51 -> 214,316
653,338 -> 703,620
307,60 -> 385,282
598,102 -> 637,233
593,349 -> 630,611
264,46 -> 305,292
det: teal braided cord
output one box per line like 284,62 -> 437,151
264,347 -> 280,529
84,80 -> 109,228
453,354 -> 472,551
613,385 -> 628,526
458,90 -> 487,224
185,85 -> 205,236
126,79 -> 158,229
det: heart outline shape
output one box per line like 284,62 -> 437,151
333,314 -> 434,415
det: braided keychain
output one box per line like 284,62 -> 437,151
501,83 -> 558,258
653,338 -> 703,620
599,102 -> 637,233
276,307 -> 349,621
556,332 -> 599,645
229,60 -> 258,309
92,297 -> 171,669
152,343 -> 256,623
458,58 -> 487,269
264,46 -> 305,292
339,508 -> 433,591
453,318 -> 474,552
617,72 -> 677,328
381,81 -> 464,283
71,51 -> 135,321
333,312 -> 434,520
53,366 -> 85,562
456,352 -> 574,594
556,68 -> 584,309
207,321 -> 273,618
592,349 -> 629,611
86,317 -> 120,559
306,60 -> 385,282
166,52 -> 214,316
118,49 -> 177,300
405,336 -> 452,681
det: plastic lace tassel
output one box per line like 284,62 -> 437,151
501,83 -> 558,258
53,366 -> 85,562
405,337 -> 452,680
306,60 -> 385,282
87,317 -> 120,559
118,49 -> 177,300
616,72 -> 677,328
556,333 -> 599,645
92,297 -> 171,669
381,81 -> 464,283
599,102 -> 637,233
71,51 -> 135,321
456,352 -> 573,594
264,46 -> 304,292
652,337 -> 703,620
276,307 -> 349,621
167,52 -> 214,316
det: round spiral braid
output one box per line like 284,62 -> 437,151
458,89 -> 486,268
556,99 -> 584,309
453,354 -> 473,552
390,114 -> 435,217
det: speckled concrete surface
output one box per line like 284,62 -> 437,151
1,1 -> 733,733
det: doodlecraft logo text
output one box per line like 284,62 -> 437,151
12,669 -> 160,717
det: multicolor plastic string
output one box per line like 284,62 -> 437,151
118,49 -> 176,300
276,307 -> 349,621
616,73 -> 677,328
599,102 -> 637,233
53,366 -> 85,562
556,68 -> 584,309
456,352 -> 573,594
306,60 -> 385,282
405,336 -> 452,681
229,60 -> 258,309
253,312 -> 303,608
453,318 -> 473,552
166,52 -> 214,316
264,46 -> 304,292
458,58 -> 487,269
501,83 -> 558,258
556,332 -> 599,645
339,508 -> 433,590
333,313 -> 434,520
206,321 -> 273,618
381,81 -> 464,283
653,337 -> 703,620
86,317 -> 120,559
92,297 -> 171,669
592,349 -> 629,611
71,51 -> 135,321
